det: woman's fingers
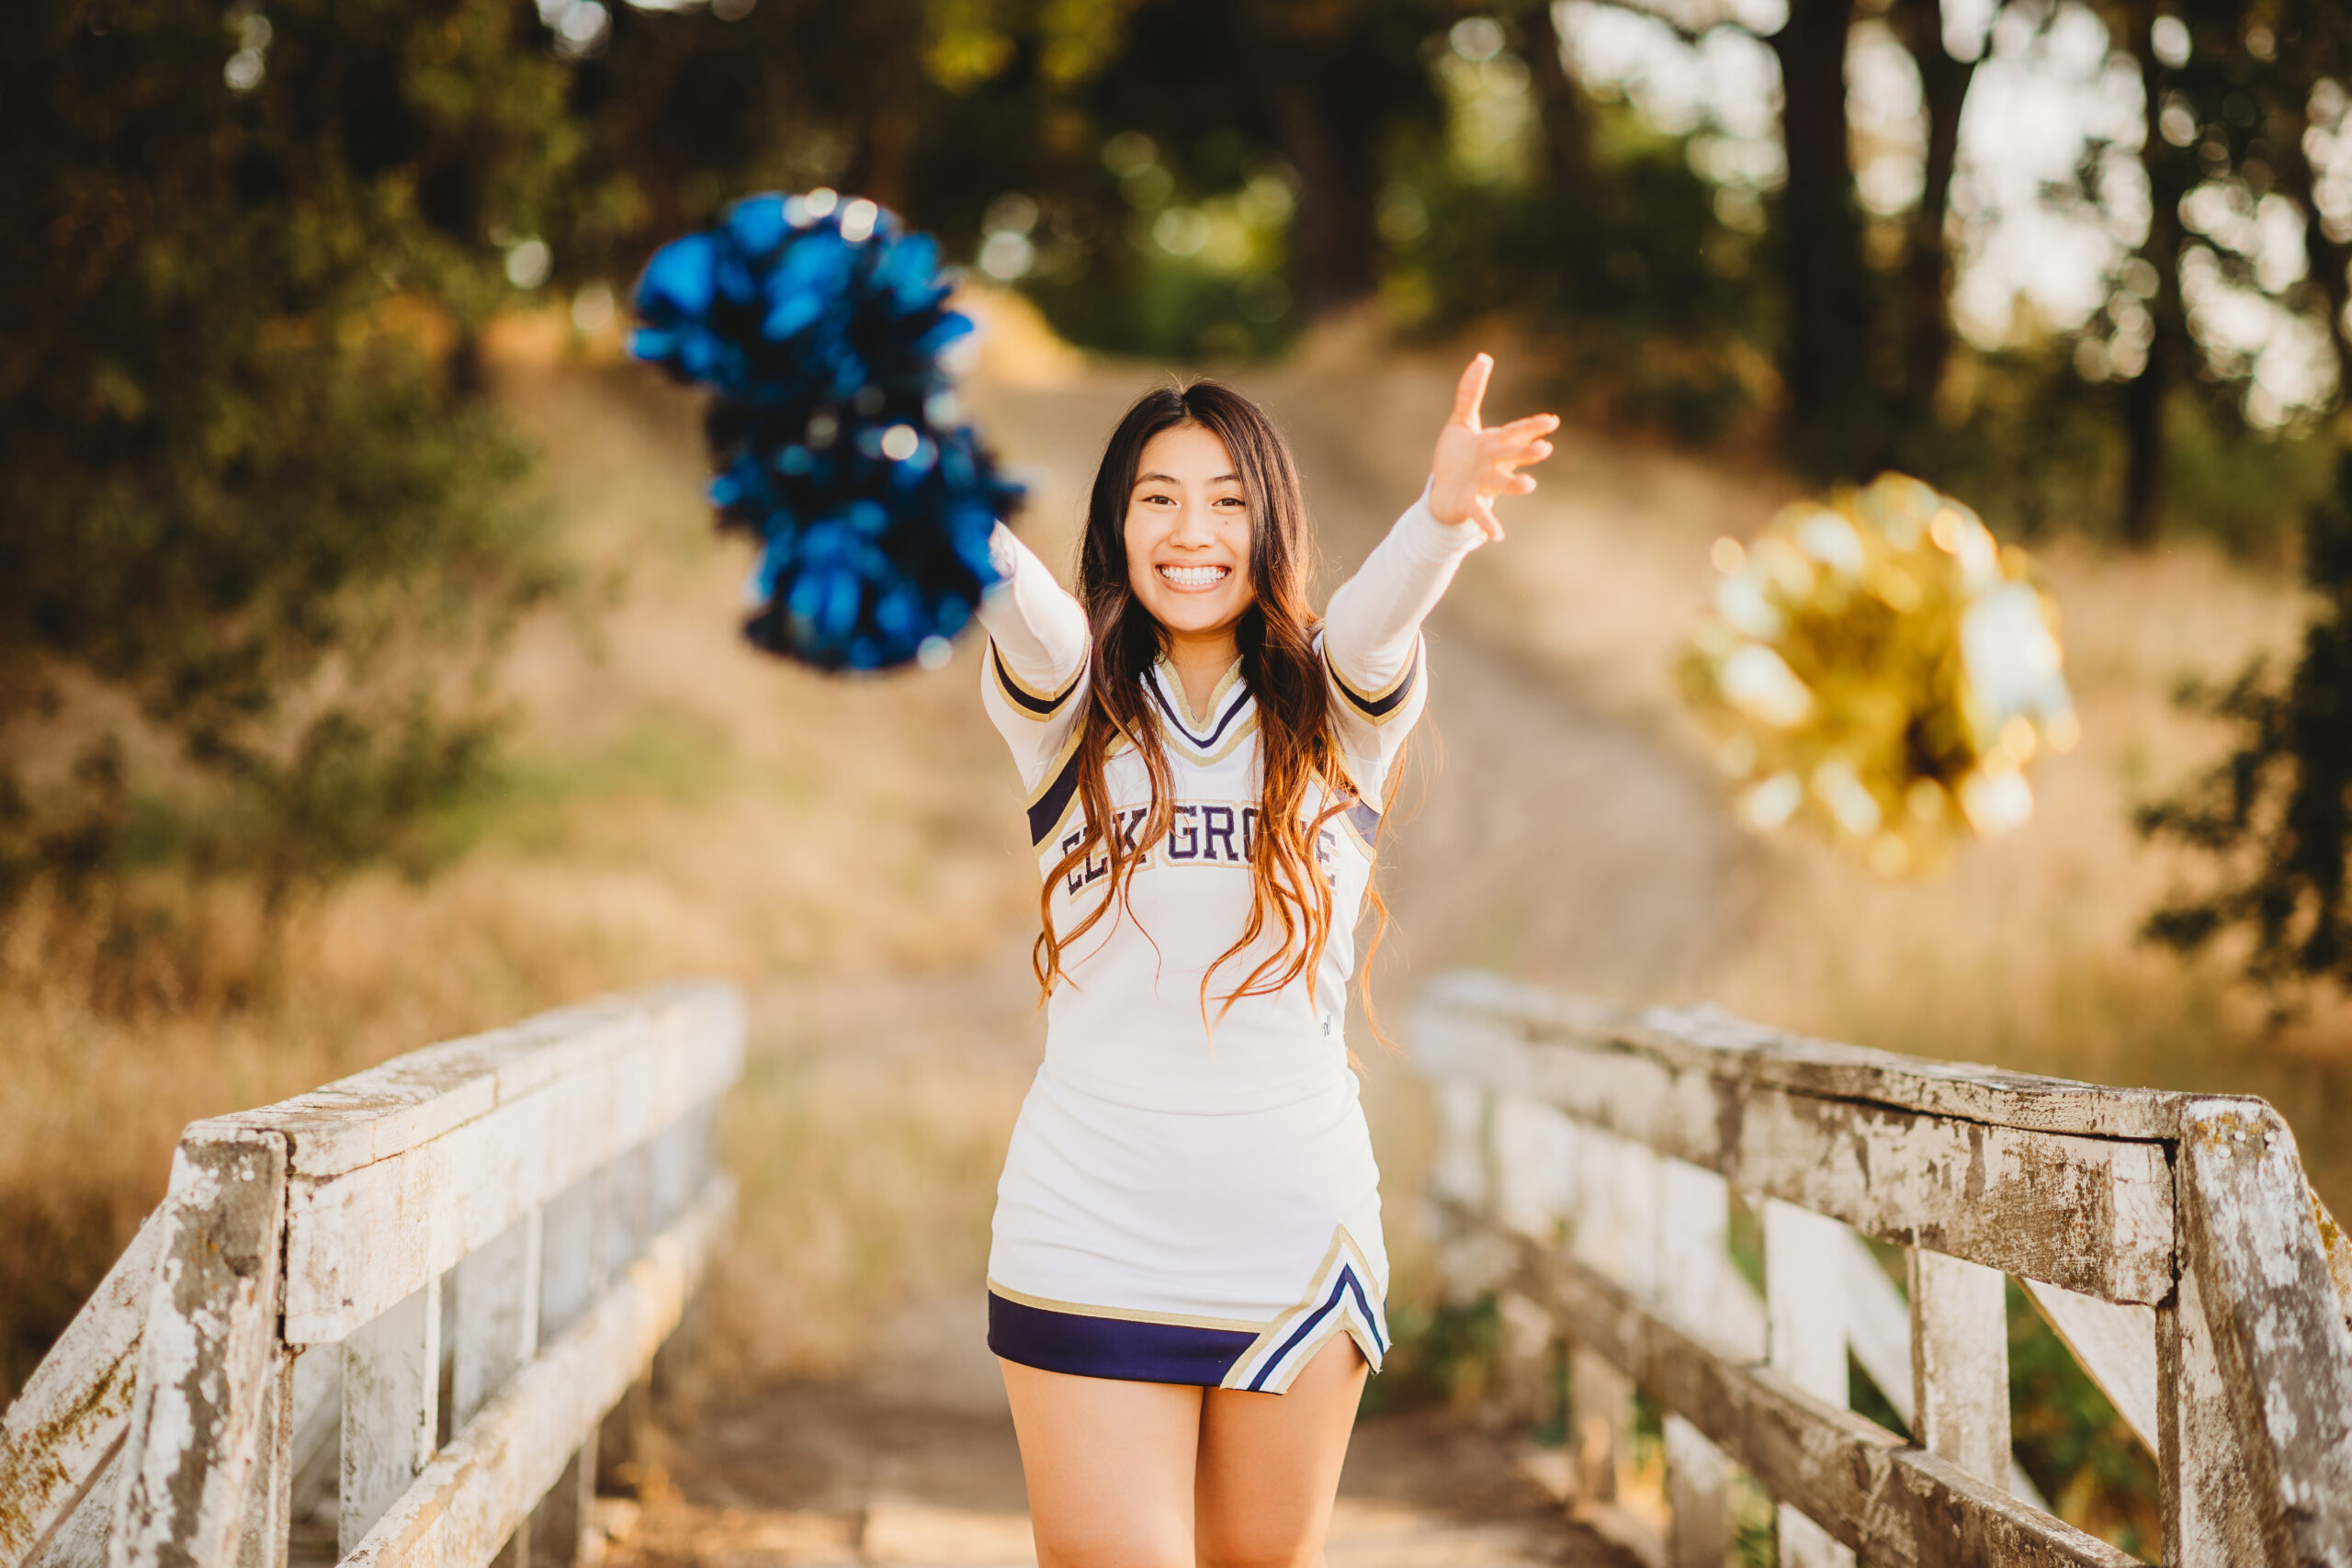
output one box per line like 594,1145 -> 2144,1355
1431,356 -> 1554,533
1451,353 -> 1495,429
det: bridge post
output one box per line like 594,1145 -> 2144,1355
2162,1101 -> 2352,1567
530,1167 -> 609,1568
2158,1258 -> 2265,1567
1905,1248 -> 2011,1488
1491,1097 -> 1575,1430
1566,1129 -> 1642,1504
232,1348 -> 294,1568
339,1277 -> 440,1555
452,1208 -> 543,1565
1762,1199 -> 1855,1568
109,1124 -> 290,1568
1657,1159 -> 1730,1568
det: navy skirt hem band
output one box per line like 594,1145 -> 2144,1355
987,1291 -> 1259,1387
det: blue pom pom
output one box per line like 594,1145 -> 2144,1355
632,192 -> 1024,671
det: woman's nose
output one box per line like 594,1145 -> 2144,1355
1170,500 -> 1216,545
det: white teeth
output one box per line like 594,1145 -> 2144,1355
1159,565 -> 1229,589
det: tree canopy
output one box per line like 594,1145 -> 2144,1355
9,0 -> 2352,995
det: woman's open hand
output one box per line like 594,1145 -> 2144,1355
1428,353 -> 1559,540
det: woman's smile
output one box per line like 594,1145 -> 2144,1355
1155,562 -> 1232,592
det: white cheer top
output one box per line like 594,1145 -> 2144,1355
975,485 -> 1484,1393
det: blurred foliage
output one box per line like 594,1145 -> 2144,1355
1387,102 -> 1779,443
1357,1292 -> 1503,1416
0,0 -> 602,997
2141,446 -> 2352,995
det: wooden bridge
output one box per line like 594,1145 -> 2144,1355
6,975 -> 2352,1567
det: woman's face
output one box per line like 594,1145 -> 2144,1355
1123,423 -> 1255,640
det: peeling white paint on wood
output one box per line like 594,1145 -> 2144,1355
278,998 -> 741,1343
1841,1233 -> 2049,1507
1764,1201 -> 1854,1568
28,1449 -> 121,1568
2312,1188 -> 2352,1328
1567,1128 -> 1642,1502
0,1210 -> 164,1568
2177,1100 -> 2352,1566
1417,974 -> 2352,1568
1417,972 -> 2209,1141
2159,1241 -> 2267,1567
452,1214 -> 540,1431
336,1178 -> 732,1568
233,1346 -> 292,1568
9,982 -> 742,1568
227,985 -> 741,1180
1467,1212 -> 2140,1568
1908,1248 -> 2010,1490
341,1280 -> 439,1556
107,1126 -> 289,1568
1657,1160 -> 1729,1568
1413,1000 -> 2177,1303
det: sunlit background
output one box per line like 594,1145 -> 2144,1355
6,0 -> 2352,1556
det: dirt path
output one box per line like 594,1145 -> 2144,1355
604,338 -> 1736,1566
606,1372 -> 1640,1568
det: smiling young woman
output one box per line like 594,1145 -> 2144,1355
972,356 -> 1555,1568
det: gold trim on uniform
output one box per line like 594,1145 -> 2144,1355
986,1279 -> 1269,1335
1154,654 -> 1244,733
1322,636 -> 1421,728
990,637 -> 1085,719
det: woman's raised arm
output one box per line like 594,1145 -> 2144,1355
976,524 -> 1092,788
1320,355 -> 1555,767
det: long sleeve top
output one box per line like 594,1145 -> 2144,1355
976,486 -> 1484,1111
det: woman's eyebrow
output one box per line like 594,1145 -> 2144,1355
1132,471 -> 1242,486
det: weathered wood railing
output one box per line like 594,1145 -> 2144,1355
1,982 -> 743,1568
1415,971 -> 2352,1568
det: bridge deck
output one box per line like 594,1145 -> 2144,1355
601,1375 -> 1640,1568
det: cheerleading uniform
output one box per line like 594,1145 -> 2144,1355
973,484 -> 1484,1393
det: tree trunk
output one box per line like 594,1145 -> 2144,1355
2120,0 -> 2188,550
1887,0 -> 1977,429
1529,0 -> 1597,194
850,0 -> 922,212
1270,58 -> 1382,318
1770,0 -> 1876,476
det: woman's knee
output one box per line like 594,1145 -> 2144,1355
1032,1522 -> 1193,1568
1193,1530 -> 1325,1568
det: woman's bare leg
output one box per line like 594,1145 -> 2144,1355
1001,1359 -> 1203,1568
1193,1337 -> 1369,1568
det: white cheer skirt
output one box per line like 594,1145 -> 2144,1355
984,1060 -> 1389,1393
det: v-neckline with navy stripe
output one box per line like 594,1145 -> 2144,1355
1147,659 -> 1253,757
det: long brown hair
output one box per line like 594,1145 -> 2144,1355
1033,380 -> 1394,1030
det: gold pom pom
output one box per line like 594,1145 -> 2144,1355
1677,474 -> 2076,874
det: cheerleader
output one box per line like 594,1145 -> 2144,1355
976,355 -> 1556,1566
